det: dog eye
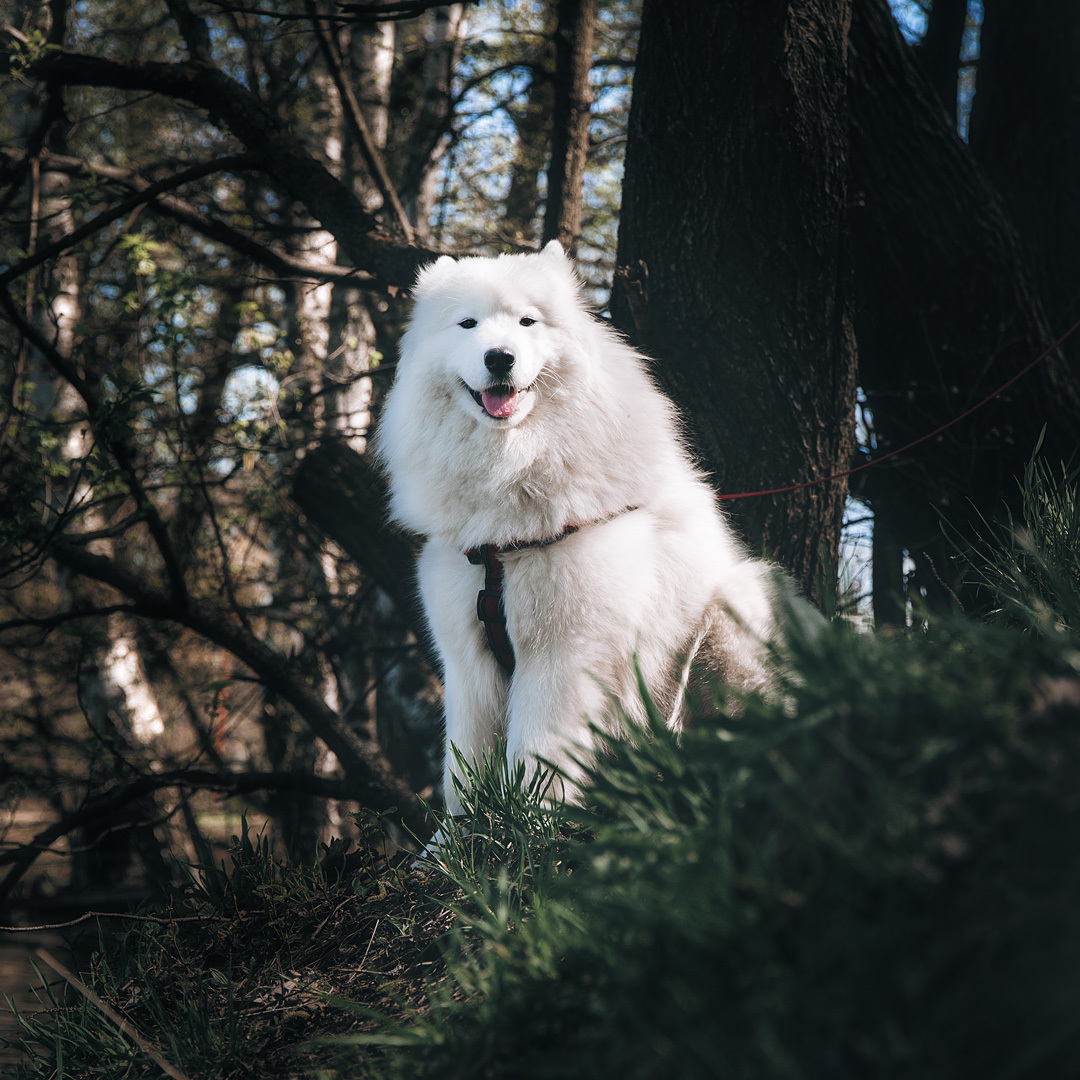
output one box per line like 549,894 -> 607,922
458,318 -> 477,329
519,316 -> 536,327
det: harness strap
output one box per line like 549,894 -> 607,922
465,544 -> 517,673
464,506 -> 639,676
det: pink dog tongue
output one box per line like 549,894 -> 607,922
481,388 -> 519,418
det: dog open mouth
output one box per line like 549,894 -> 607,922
466,382 -> 527,419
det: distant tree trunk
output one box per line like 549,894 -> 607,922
503,24 -> 556,247
542,0 -> 596,256
611,0 -> 857,605
970,0 -> 1080,337
847,0 -> 1080,615
401,4 -> 467,239
915,0 -> 969,123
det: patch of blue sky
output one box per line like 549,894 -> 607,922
957,1 -> 983,141
889,1 -> 983,141
840,494 -> 874,626
855,387 -> 877,453
889,0 -> 928,44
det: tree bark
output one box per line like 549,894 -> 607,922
291,439 -> 424,637
503,52 -> 555,246
611,0 -> 857,604
400,4 -> 467,239
542,0 -> 596,256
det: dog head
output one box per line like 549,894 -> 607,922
402,241 -> 586,428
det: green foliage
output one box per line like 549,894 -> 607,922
971,452 -> 1080,635
357,613 -> 1079,1080
4,29 -> 61,78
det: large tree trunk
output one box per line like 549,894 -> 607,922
611,0 -> 857,604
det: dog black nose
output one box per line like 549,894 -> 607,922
484,348 -> 515,377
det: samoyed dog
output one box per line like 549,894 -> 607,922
376,241 -> 782,813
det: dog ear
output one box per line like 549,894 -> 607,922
413,254 -> 456,295
540,240 -> 566,261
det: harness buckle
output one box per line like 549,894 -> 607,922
477,589 -> 503,622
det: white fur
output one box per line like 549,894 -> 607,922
375,241 -> 781,813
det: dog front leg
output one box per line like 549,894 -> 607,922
439,659 -> 507,815
417,540 -> 508,816
504,655 -> 608,804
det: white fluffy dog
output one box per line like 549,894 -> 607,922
376,241 -> 781,813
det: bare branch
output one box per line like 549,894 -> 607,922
0,23 -> 30,45
336,0 -> 478,21
0,604 -> 141,637
164,0 -> 214,63
0,148 -> 377,286
19,47 -> 441,286
34,950 -> 189,1080
0,286 -> 192,608
0,153 -> 261,289
0,764 -> 363,898
195,0 -> 478,23
42,541 -> 426,834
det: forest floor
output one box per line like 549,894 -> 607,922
4,829 -> 463,1078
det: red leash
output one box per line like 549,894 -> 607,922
717,314 -> 1080,502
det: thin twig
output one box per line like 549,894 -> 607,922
0,154 -> 261,289
312,895 -> 356,939
1,910 -> 208,933
358,918 -> 379,971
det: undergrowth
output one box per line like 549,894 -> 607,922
5,456 -> 1080,1079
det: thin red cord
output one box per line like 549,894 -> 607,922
716,314 -> 1080,502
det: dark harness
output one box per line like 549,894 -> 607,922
464,506 -> 638,675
